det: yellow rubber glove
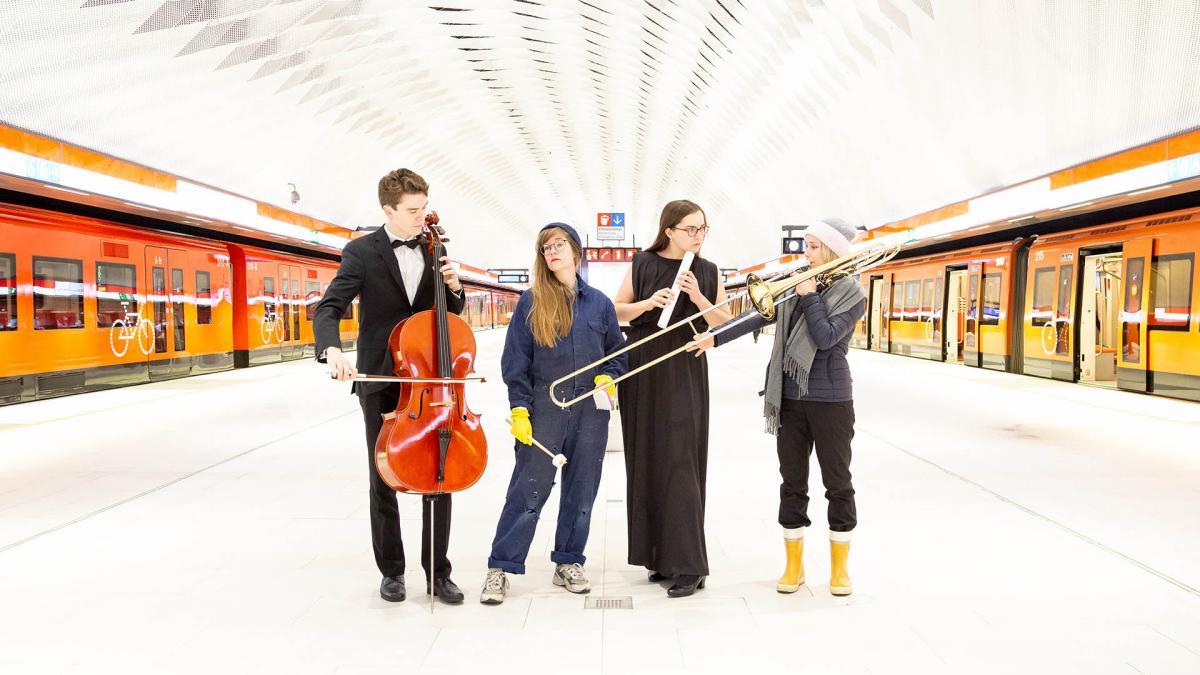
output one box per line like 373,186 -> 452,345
594,374 -> 616,398
510,407 -> 533,445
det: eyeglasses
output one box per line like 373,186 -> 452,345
541,239 -> 571,256
672,225 -> 710,238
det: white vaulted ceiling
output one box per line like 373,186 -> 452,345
1,1 -> 1200,267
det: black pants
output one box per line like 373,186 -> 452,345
361,385 -> 452,581
776,398 -> 856,532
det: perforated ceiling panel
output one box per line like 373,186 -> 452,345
1,1 -> 1199,267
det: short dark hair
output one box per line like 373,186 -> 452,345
378,168 -> 429,208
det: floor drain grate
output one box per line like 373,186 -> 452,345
585,596 -> 633,610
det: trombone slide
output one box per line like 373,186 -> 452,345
548,244 -> 900,410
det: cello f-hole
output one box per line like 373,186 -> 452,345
408,387 -> 432,420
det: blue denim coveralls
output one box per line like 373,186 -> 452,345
489,276 -> 627,573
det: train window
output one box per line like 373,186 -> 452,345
890,283 -> 903,323
305,281 -> 321,320
496,294 -> 517,326
1148,254 -> 1193,331
967,273 -> 979,326
151,267 -> 167,353
263,277 -> 276,320
1122,258 -> 1145,362
280,270 -> 291,341
920,279 -> 934,323
467,290 -> 490,330
196,271 -> 212,325
95,262 -> 138,328
982,273 -> 1002,326
172,268 -> 186,351
291,278 -> 301,339
1031,267 -> 1056,326
932,276 -> 944,339
0,253 -> 15,331
32,257 -> 84,330
904,281 -> 920,321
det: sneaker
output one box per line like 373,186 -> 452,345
552,563 -> 591,594
480,568 -> 508,605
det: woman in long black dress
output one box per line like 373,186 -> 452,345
613,200 -> 730,597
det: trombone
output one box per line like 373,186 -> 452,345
549,244 -> 901,409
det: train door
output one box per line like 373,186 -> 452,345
302,270 -> 322,357
280,264 -> 303,360
944,267 -> 968,364
253,263 -> 283,364
1078,251 -> 1122,387
932,274 -> 945,361
1050,257 -> 1076,381
963,264 -> 983,367
868,276 -> 884,350
880,271 -> 894,352
145,246 -> 190,379
1117,239 -> 1153,393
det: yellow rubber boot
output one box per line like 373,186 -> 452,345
830,532 -> 852,596
776,528 -> 805,593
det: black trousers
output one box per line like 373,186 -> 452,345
776,398 -> 857,532
360,385 -> 452,581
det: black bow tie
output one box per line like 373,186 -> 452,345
392,237 -> 422,250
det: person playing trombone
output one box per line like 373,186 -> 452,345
688,217 -> 866,597
613,200 -> 731,598
480,223 -> 626,605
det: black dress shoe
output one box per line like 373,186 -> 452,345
647,570 -> 670,583
380,575 -> 406,602
429,577 -> 464,605
667,575 -> 706,598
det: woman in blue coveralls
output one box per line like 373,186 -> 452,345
479,222 -> 626,605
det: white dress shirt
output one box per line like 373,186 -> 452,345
384,228 -> 462,305
385,229 -> 425,304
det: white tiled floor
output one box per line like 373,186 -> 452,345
2,330 -> 1200,674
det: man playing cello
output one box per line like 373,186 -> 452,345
313,168 -> 467,604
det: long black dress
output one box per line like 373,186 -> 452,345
619,250 -> 718,577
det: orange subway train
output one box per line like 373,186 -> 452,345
0,203 -> 520,405
853,206 -> 1200,402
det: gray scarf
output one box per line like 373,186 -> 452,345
764,275 -> 866,435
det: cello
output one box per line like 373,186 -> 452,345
359,212 -> 487,607
373,211 -> 488,495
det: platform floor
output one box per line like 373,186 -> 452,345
1,330 -> 1199,674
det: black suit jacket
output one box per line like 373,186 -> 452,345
313,227 -> 466,396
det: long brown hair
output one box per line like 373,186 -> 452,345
647,199 -> 706,252
529,227 -> 580,347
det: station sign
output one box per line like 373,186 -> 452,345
585,247 -> 640,263
596,212 -> 625,241
496,273 -> 529,284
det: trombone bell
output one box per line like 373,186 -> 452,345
746,273 -> 777,320
744,244 -> 902,321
